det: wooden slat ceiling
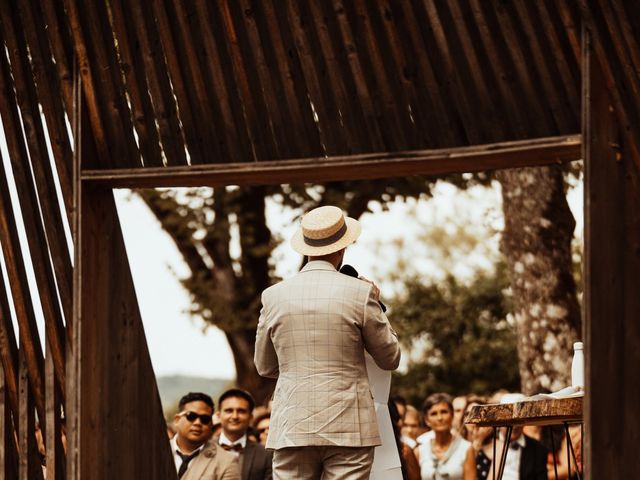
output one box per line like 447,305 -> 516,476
2,0 -> 589,173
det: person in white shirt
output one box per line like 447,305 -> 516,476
217,389 -> 272,480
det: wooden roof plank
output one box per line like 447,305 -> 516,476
304,0 -> 373,153
128,0 -> 187,166
0,270 -> 19,423
330,0 -> 388,151
394,0 -> 460,147
215,0 -> 277,160
555,0 -> 583,71
17,0 -> 73,221
487,1 -> 557,137
512,1 -> 578,133
165,0 -> 225,164
194,0 -> 254,163
533,1 -> 581,119
370,0 -> 435,147
0,33 -> 66,407
442,0 -> 508,141
284,0 -> 348,154
255,0 -> 322,157
419,0 -> 485,144
579,0 -> 640,170
151,0 -> 207,164
348,0 -> 412,149
74,0 -> 140,167
110,0 -> 164,167
0,1 -> 73,326
82,135 -> 582,188
40,0 -> 76,128
235,0 -> 299,159
467,0 -> 530,139
62,0 -> 116,167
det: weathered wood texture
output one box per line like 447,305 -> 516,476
82,135 -> 582,188
583,25 -> 640,480
70,183 -> 176,480
2,0 -> 583,172
465,397 -> 583,427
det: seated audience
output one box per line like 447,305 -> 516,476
217,389 -> 272,480
460,396 -> 494,479
402,405 -> 425,448
252,411 -> 271,447
389,400 -> 421,480
171,392 -> 239,479
452,395 -> 468,432
415,393 -> 475,480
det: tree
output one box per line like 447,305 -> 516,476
138,175 -> 479,403
390,265 -> 520,407
496,165 -> 582,394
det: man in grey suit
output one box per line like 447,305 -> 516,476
217,388 -> 272,480
254,205 -> 401,480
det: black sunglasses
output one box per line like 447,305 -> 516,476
179,411 -> 212,425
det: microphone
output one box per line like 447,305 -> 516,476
339,264 -> 387,313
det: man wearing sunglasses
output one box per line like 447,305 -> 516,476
171,392 -> 240,479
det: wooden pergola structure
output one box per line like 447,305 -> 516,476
0,1 -> 637,478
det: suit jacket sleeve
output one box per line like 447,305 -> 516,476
361,285 -> 401,370
254,293 -> 279,378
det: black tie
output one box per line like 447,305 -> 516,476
509,441 -> 521,450
177,449 -> 200,478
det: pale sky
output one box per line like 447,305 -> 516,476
114,180 -> 583,381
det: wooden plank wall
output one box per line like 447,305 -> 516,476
70,183 -> 176,479
583,26 -> 640,480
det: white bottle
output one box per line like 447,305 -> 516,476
571,341 -> 584,389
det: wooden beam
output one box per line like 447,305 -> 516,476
583,24 -> 640,479
82,134 -> 581,188
68,182 -> 177,479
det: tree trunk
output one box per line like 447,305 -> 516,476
497,166 -> 581,395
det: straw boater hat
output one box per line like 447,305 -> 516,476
290,206 -> 361,256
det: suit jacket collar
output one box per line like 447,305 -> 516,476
185,439 -> 218,480
300,260 -> 337,273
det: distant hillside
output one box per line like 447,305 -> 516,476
157,375 -> 233,418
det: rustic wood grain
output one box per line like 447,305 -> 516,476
81,135 -> 580,188
465,397 -> 583,427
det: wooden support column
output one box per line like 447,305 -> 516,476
583,26 -> 640,479
0,363 -> 18,478
68,179 -> 176,479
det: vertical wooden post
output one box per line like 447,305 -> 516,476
0,363 -> 18,478
68,84 -> 176,476
18,352 -> 43,480
583,24 -> 640,479
45,346 -> 65,479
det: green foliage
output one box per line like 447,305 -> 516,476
390,264 -> 520,407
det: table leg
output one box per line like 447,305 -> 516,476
495,426 -> 513,480
564,422 -> 582,480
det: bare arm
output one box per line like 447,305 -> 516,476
463,446 -> 476,480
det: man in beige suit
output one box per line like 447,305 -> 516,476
255,205 -> 401,479
171,392 -> 240,480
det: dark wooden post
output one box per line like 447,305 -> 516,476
68,181 -> 176,478
583,26 -> 640,479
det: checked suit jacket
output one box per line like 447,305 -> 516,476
254,260 -> 401,450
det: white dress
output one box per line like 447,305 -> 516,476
417,435 -> 471,480
365,353 -> 403,480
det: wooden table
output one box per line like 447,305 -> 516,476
465,397 -> 583,480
